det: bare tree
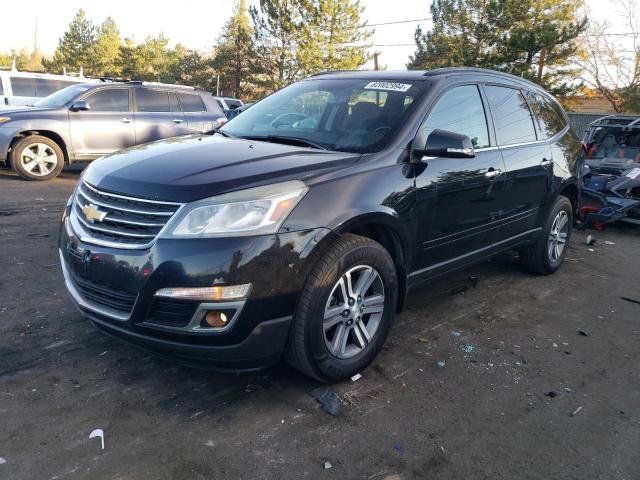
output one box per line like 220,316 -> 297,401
580,0 -> 640,112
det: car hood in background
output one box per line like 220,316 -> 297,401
82,134 -> 361,203
0,106 -> 57,117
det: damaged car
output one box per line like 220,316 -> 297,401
580,115 -> 640,228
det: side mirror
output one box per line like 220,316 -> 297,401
412,129 -> 475,161
70,100 -> 90,112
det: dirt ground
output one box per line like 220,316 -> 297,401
0,167 -> 639,480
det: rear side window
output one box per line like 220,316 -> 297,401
10,77 -> 37,97
135,89 -> 170,112
527,92 -> 567,139
422,85 -> 490,149
85,89 -> 129,112
484,85 -> 537,145
34,78 -> 61,97
178,93 -> 206,112
169,92 -> 181,112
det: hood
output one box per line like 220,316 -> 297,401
82,134 -> 361,203
0,106 -> 56,116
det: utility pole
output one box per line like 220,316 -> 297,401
216,74 -> 220,96
373,52 -> 379,71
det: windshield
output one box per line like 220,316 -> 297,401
586,126 -> 640,162
33,83 -> 94,108
221,78 -> 427,153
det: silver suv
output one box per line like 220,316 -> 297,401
0,81 -> 227,180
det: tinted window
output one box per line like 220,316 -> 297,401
225,99 -> 242,109
34,78 -> 61,97
422,85 -> 490,148
527,92 -> 567,139
135,89 -> 170,112
85,89 -> 129,112
485,85 -> 537,145
10,77 -> 37,97
178,93 -> 206,112
169,92 -> 181,112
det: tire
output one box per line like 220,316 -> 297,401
285,234 -> 398,382
520,195 -> 573,275
10,135 -> 64,181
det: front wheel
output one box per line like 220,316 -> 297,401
10,135 -> 64,181
520,195 -> 573,275
285,234 -> 398,382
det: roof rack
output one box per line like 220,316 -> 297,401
94,78 -> 195,90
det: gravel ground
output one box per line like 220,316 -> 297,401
1,168 -> 639,480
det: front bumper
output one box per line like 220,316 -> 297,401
59,206 -> 333,370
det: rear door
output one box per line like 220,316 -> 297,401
68,87 -> 135,159
414,84 -> 507,273
133,89 -> 187,144
178,92 -> 217,133
483,85 -> 552,239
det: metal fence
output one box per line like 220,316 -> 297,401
566,112 -> 607,139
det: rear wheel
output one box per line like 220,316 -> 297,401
10,135 -> 64,181
285,234 -> 398,382
520,195 -> 573,274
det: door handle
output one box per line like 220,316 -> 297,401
172,119 -> 184,124
120,117 -> 131,124
484,168 -> 503,179
540,158 -> 553,167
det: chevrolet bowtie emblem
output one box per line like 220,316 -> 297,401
82,203 -> 108,223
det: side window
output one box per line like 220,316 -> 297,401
422,85 -> 490,148
135,89 -> 170,112
85,89 -> 129,112
484,85 -> 537,145
0,79 -> 4,96
34,78 -> 59,97
527,92 -> 567,139
169,92 -> 181,112
178,93 -> 206,112
10,77 -> 37,97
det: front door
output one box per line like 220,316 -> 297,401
68,87 -> 135,160
133,89 -> 187,144
412,84 -> 506,277
483,85 -> 552,239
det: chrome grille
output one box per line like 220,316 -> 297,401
70,180 -> 182,249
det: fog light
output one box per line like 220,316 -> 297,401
205,311 -> 228,328
154,283 -> 251,301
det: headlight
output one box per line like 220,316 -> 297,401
0,117 -> 11,125
162,180 -> 308,238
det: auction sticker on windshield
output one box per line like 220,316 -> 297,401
364,81 -> 412,92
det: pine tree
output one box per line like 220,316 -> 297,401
298,0 -> 373,76
47,9 -> 97,74
250,0 -> 303,91
408,0 -> 587,94
213,0 -> 257,98
94,17 -> 122,77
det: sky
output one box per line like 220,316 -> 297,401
0,0 -> 629,71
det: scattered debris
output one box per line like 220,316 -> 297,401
27,233 -> 49,238
564,387 -> 573,393
588,248 -> 595,252
578,329 -> 590,337
585,235 -> 596,246
545,391 -> 557,398
89,428 -> 105,449
324,461 -> 332,470
604,240 -> 616,245
309,387 -> 342,416
436,360 -> 446,368
621,296 -> 640,305
350,373 -> 362,382
448,276 -> 479,295
451,330 -> 461,337
393,444 -> 403,454
42,263 -> 59,268
0,457 -> 5,465
460,344 -> 474,354
418,336 -> 429,343
512,376 -> 521,384
570,406 -> 584,417
552,343 -> 558,348
0,210 -> 17,217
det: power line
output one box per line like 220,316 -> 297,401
368,18 -> 430,27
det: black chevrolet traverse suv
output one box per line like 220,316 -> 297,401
59,68 -> 581,382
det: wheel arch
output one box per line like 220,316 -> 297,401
557,181 -> 579,218
334,213 -> 411,313
9,130 -> 70,164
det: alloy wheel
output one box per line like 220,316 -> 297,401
548,210 -> 569,263
19,143 -> 59,177
323,265 -> 385,359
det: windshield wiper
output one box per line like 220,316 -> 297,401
206,126 -> 236,138
243,135 -> 328,150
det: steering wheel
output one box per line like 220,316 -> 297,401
271,113 -> 310,128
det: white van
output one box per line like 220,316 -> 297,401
0,67 -> 94,107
